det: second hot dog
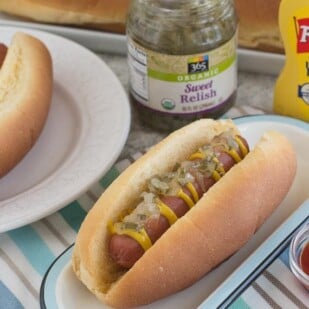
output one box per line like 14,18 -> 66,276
0,32 -> 53,178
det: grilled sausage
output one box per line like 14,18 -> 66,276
109,135 -> 249,268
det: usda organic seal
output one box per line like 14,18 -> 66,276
161,98 -> 175,110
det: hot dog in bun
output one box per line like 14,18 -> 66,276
0,0 -> 130,33
0,32 -> 53,178
234,0 -> 283,53
72,119 -> 296,308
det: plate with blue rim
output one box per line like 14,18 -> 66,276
41,115 -> 309,309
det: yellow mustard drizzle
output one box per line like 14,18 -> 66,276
156,199 -> 178,225
110,134 -> 248,253
177,189 -> 195,208
189,151 -> 204,160
212,170 -> 222,181
211,156 -> 225,181
189,151 -> 226,182
235,136 -> 248,157
226,148 -> 242,163
186,182 -> 199,203
108,222 -> 152,251
225,136 -> 248,162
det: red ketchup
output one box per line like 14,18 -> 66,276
300,242 -> 309,276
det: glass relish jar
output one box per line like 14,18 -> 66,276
127,0 -> 238,131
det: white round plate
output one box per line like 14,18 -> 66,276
0,26 -> 131,233
40,115 -> 309,309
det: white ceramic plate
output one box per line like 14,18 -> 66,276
40,115 -> 309,309
0,13 -> 285,75
0,26 -> 131,233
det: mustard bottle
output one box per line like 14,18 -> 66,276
273,0 -> 309,121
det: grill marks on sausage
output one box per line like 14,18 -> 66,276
109,134 -> 249,269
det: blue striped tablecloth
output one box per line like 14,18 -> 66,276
229,247 -> 309,309
1,106 -> 308,309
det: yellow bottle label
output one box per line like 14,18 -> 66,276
274,1 -> 309,121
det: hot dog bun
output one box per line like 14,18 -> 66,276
72,119 -> 296,308
0,0 -> 130,33
0,32 -> 53,177
0,1 -> 283,53
234,0 -> 283,53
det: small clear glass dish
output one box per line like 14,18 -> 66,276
289,222 -> 309,290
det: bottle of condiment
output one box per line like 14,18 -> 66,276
273,0 -> 309,121
126,0 -> 238,131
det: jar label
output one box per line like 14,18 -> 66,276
128,34 -> 237,115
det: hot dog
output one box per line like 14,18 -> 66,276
109,133 -> 250,269
0,32 -> 53,178
0,0 -> 130,34
72,119 -> 297,308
